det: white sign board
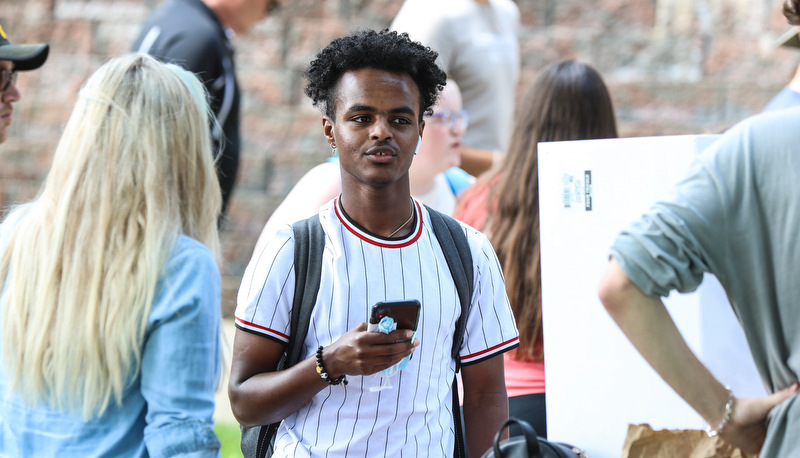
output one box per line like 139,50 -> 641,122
538,135 -> 766,457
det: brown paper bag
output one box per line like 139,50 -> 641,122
621,424 -> 757,458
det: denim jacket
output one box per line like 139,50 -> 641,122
0,235 -> 222,457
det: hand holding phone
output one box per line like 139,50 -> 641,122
367,300 -> 421,391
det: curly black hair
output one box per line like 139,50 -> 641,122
304,29 -> 447,120
786,0 -> 800,25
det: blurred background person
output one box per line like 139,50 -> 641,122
764,12 -> 800,111
0,24 -> 48,145
391,0 -> 520,177
598,3 -> 800,456
133,0 -> 278,215
0,54 -> 223,456
254,80 -> 472,252
454,60 -> 618,437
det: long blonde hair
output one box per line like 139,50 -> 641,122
0,53 -> 221,419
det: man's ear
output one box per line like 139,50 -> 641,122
323,117 -> 335,144
419,119 -> 425,138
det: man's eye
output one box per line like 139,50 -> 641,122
352,115 -> 370,123
392,117 -> 412,125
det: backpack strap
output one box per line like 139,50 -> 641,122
425,205 -> 473,371
287,215 -> 325,366
425,205 -> 473,458
240,215 -> 326,458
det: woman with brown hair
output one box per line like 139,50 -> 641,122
455,59 -> 618,437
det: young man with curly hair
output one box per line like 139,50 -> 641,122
229,29 -> 518,457
599,2 -> 800,456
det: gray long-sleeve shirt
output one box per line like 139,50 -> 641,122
611,108 -> 800,456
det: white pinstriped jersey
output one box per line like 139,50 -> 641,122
236,198 -> 519,457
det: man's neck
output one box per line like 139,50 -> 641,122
201,0 -> 233,32
339,184 -> 416,238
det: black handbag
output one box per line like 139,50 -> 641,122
480,417 -> 589,458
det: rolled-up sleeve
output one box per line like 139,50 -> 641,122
610,139 -> 735,298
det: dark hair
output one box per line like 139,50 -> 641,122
304,29 -> 446,120
785,0 -> 800,25
471,60 -> 617,360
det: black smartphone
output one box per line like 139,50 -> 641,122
368,299 -> 421,332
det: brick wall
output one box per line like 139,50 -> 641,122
1,0 -> 796,316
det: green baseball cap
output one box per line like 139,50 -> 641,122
0,25 -> 49,71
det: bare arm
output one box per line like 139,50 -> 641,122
461,354 -> 509,457
598,258 -> 799,454
228,322 -> 419,427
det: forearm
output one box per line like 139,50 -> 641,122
598,259 -> 729,425
461,355 -> 509,457
228,324 -> 417,427
463,387 -> 509,456
229,355 -> 329,427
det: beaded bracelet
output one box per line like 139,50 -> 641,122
706,386 -> 734,438
315,346 -> 348,386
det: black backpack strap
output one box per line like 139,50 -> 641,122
241,215 -> 326,458
287,215 -> 325,366
425,205 -> 474,458
426,205 -> 474,371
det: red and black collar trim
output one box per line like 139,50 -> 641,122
334,197 -> 423,248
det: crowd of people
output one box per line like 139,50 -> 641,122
0,0 -> 799,456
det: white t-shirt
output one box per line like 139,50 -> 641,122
236,198 -> 519,456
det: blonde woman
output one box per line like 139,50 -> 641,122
0,53 -> 222,456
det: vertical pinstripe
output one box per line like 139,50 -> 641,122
235,198 -> 519,457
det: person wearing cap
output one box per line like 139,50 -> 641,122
0,25 -> 48,145
132,0 -> 279,215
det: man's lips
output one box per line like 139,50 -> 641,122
365,146 -> 398,156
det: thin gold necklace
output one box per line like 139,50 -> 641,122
388,198 -> 415,238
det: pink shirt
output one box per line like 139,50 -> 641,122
504,353 -> 546,397
455,179 -> 547,398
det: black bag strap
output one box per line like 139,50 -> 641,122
425,205 -> 473,458
425,205 -> 473,371
287,215 -> 325,367
491,417 -> 542,458
241,215 -> 326,458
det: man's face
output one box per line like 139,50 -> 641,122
324,68 -> 424,190
0,59 -> 21,145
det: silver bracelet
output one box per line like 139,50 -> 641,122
706,386 -> 735,438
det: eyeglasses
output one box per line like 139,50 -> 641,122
425,110 -> 469,130
0,69 -> 17,93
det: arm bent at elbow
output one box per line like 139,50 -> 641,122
227,330 -> 325,427
228,322 -> 419,427
598,258 -> 800,454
